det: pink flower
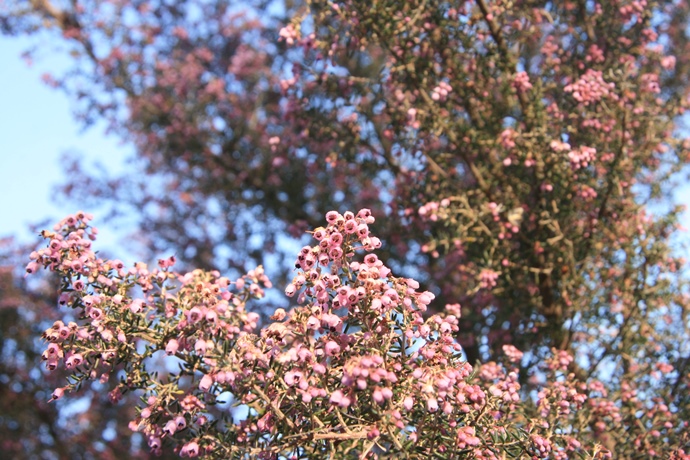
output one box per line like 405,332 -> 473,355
502,345 -> 524,363
426,397 -> 439,412
330,390 -> 352,408
324,340 -> 341,356
457,426 -> 481,448
42,343 -> 62,360
344,219 -> 358,233
373,387 -> 392,405
403,396 -> 414,410
194,339 -> 209,355
568,146 -> 596,170
564,69 -> 616,105
166,339 -> 180,355
50,387 -> 66,402
187,307 -> 203,323
328,246 -> 343,260
25,261 -> 39,275
325,210 -> 341,224
199,374 -> 214,392
65,353 -> 84,369
128,299 -> 144,314
284,370 -> 304,386
478,269 -> 499,290
149,437 -> 161,450
278,24 -> 299,45
285,283 -> 297,297
357,208 -> 373,221
416,291 -> 435,308
431,81 -> 452,101
512,71 -> 533,93
180,441 -> 200,457
661,55 -> 676,70
175,415 -> 187,431
101,349 -> 116,361
205,310 -> 218,323
329,232 -> 343,246
321,313 -> 342,331
306,315 -> 320,330
163,420 -> 177,436
531,435 -> 552,456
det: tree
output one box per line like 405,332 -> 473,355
3,0 -> 690,457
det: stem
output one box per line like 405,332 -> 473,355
252,384 -> 295,430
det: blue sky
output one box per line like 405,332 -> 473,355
0,37 -> 127,252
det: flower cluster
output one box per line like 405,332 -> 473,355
564,69 -> 617,105
512,71 -> 533,94
31,211 -> 677,458
567,146 -> 597,171
431,81 -> 452,102
279,24 -> 299,45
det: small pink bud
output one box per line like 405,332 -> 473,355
180,441 -> 200,457
50,387 -> 66,402
404,396 -> 414,411
199,374 -> 214,392
324,340 -> 341,356
165,339 -> 179,356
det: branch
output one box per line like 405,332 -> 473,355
475,0 -> 531,118
252,384 -> 296,430
30,0 -> 99,63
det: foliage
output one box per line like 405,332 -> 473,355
25,211 -> 690,458
0,237 -> 173,459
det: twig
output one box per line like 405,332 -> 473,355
252,384 -> 295,430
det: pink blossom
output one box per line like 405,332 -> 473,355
457,426 -> 481,449
65,353 -> 84,369
163,419 -> 177,436
568,146 -> 596,170
194,339 -> 210,355
199,374 -> 214,392
502,345 -> 524,363
165,339 -> 179,355
321,313 -> 342,331
426,397 -> 439,412
50,387 -> 66,402
180,441 -> 200,457
479,268 -> 499,290
284,370 -> 304,386
661,55 -> 677,70
431,81 -> 452,101
285,283 -> 297,297
324,340 -> 341,356
512,71 -> 533,93
279,24 -> 299,45
128,299 -> 144,314
403,396 -> 414,411
564,69 -> 616,105
187,307 -> 203,323
329,390 -> 352,408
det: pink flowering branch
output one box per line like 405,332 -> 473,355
29,210 -> 665,458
